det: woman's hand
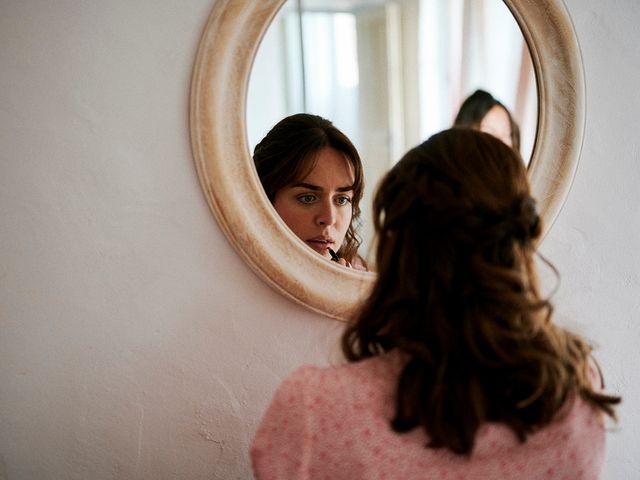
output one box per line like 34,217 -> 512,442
329,248 -> 367,271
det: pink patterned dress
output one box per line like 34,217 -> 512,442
251,351 -> 607,480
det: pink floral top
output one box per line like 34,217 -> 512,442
251,351 -> 606,480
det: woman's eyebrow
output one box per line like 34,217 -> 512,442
290,182 -> 321,190
290,182 -> 354,192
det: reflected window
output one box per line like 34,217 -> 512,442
248,0 -> 536,159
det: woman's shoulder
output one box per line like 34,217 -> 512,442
266,352 -> 402,408
276,351 -> 405,411
288,350 -> 404,386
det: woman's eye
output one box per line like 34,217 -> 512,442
297,194 -> 317,204
334,196 -> 352,206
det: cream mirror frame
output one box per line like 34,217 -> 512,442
190,0 -> 585,321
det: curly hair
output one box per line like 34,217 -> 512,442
342,128 -> 619,455
253,113 -> 364,262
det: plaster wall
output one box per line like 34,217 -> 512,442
0,0 -> 638,479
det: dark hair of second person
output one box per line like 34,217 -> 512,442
454,89 -> 521,152
342,128 -> 619,455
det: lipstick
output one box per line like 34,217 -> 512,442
329,248 -> 340,262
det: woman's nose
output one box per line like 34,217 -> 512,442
315,201 -> 336,226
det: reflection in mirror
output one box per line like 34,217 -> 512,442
248,0 -> 537,264
253,113 -> 368,270
454,89 -> 522,151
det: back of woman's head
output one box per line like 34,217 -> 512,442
342,128 -> 618,454
373,128 -> 534,284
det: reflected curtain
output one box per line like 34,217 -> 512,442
418,0 -> 536,157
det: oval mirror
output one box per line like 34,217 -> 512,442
190,0 -> 585,321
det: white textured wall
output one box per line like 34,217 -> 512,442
540,1 -> 640,478
0,1 -> 638,479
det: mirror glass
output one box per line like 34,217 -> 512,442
247,0 -> 537,264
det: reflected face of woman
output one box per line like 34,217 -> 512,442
480,105 -> 513,148
273,147 -> 355,259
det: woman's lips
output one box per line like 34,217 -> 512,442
306,237 -> 334,253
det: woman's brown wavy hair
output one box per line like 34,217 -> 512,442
253,113 -> 364,262
342,128 -> 619,455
